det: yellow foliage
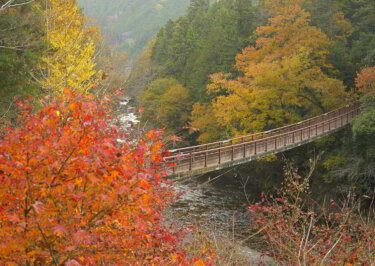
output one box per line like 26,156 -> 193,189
257,154 -> 277,162
331,12 -> 353,40
191,103 -> 224,143
207,0 -> 349,136
139,78 -> 191,135
40,0 -> 100,94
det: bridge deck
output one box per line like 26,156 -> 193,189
164,103 -> 360,177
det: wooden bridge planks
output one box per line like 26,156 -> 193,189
164,103 -> 361,177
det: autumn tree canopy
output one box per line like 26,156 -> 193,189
0,90 -> 215,265
139,78 -> 192,135
355,66 -> 375,93
203,0 -> 348,136
40,0 -> 100,94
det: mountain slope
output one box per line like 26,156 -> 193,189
79,0 -> 190,58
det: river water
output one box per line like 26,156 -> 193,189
116,98 -> 281,244
170,173 -> 252,235
167,163 -> 283,242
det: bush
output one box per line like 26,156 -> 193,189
0,90 -> 214,265
248,161 -> 375,265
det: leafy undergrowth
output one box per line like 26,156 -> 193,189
248,161 -> 375,265
0,90 -> 216,265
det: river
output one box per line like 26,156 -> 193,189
169,172 -> 253,235
116,97 -> 279,263
165,166 -> 281,265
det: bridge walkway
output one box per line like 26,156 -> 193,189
164,103 -> 360,177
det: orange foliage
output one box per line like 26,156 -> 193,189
0,90 -> 215,265
355,66 -> 375,93
205,0 -> 347,135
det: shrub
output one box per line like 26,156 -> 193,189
0,90 -> 214,265
248,162 -> 375,265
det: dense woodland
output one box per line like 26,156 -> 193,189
78,0 -> 190,58
0,0 -> 375,264
136,0 -> 375,261
136,0 -> 375,194
140,0 -> 374,139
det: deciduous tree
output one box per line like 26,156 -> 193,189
207,0 -> 348,135
0,90 -> 214,264
139,78 -> 192,135
40,0 -> 100,94
355,66 -> 375,93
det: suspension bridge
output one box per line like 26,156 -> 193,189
164,102 -> 361,177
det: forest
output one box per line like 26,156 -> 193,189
0,0 -> 375,264
78,0 -> 190,58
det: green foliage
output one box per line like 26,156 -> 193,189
126,40 -> 159,98
353,94 -> 375,159
152,0 -> 263,99
148,0 -> 263,140
78,0 -> 190,58
305,0 -> 375,87
0,2 -> 45,126
321,155 -> 346,183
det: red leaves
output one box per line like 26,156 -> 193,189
7,214 -> 20,223
139,180 -> 151,190
0,90 -> 214,265
66,259 -> 82,266
249,183 -> 375,264
53,224 -> 68,236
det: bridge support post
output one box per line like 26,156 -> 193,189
284,134 -> 287,146
218,144 -> 221,164
275,137 -> 277,150
243,143 -> 246,158
254,142 -> 257,155
308,126 -> 310,139
265,140 -> 267,152
231,146 -> 234,161
341,113 -> 343,126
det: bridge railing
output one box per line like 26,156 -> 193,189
164,102 -> 361,175
168,103 -> 359,156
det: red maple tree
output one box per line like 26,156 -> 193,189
0,90 -> 215,265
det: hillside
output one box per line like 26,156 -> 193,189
79,0 -> 190,58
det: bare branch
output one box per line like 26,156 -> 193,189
0,0 -> 34,12
0,45 -> 25,50
0,99 -> 15,121
319,235 -> 342,266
